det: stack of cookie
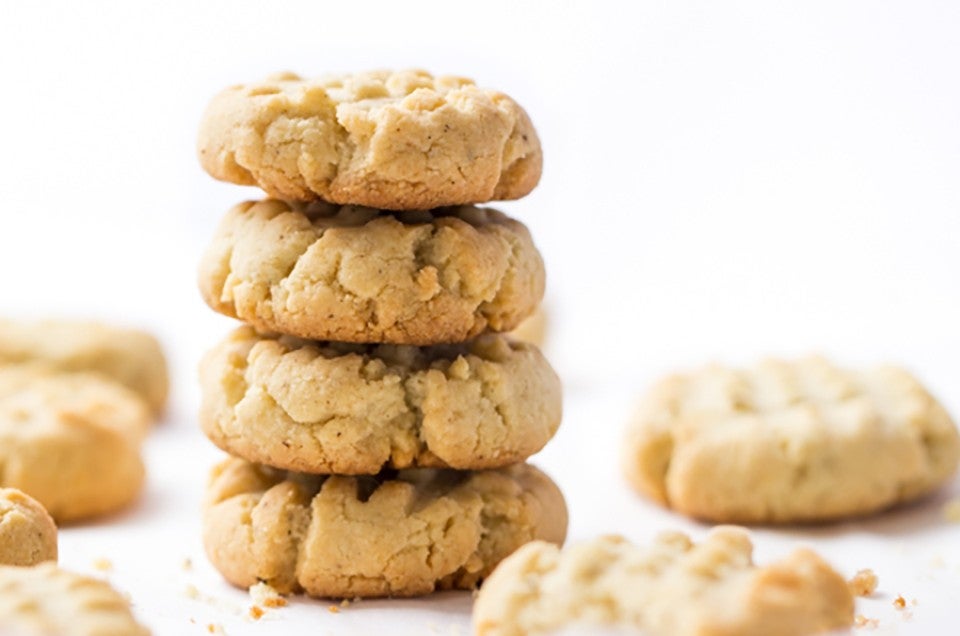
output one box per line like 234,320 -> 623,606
195,70 -> 568,598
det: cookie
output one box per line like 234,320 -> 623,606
0,319 -> 169,414
0,562 -> 149,635
473,527 -> 854,636
0,368 -> 148,522
0,488 -> 57,566
197,69 -> 541,209
199,200 -> 545,344
200,327 -> 561,474
624,356 -> 960,523
509,306 -> 547,347
203,457 -> 567,598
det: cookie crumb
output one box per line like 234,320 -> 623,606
893,595 -> 907,609
340,599 -> 351,608
206,624 -> 225,635
182,558 -> 193,571
854,614 -> 879,629
249,581 -> 286,608
847,569 -> 878,597
249,606 -> 264,620
944,499 -> 960,522
328,605 -> 340,614
92,558 -> 113,572
184,584 -> 200,600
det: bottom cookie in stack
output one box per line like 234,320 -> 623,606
202,457 -> 567,598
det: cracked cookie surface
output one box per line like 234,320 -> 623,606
0,319 -> 168,414
624,357 -> 960,523
0,488 -> 57,566
198,200 -> 545,344
0,562 -> 149,635
200,327 -> 562,474
473,527 -> 854,636
203,457 -> 567,598
0,367 -> 148,522
197,69 -> 541,209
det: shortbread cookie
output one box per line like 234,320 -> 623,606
0,562 -> 149,635
0,319 -> 169,414
198,69 -> 541,209
0,368 -> 147,522
203,457 -> 567,598
0,488 -> 57,566
200,327 -> 561,474
624,357 -> 960,523
199,200 -> 545,344
474,527 -> 854,636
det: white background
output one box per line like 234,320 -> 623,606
1,1 -> 958,634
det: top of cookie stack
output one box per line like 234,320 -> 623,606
197,69 -> 546,346
195,70 -> 566,600
198,69 -> 541,211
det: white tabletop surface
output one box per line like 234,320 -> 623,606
2,1 -> 959,634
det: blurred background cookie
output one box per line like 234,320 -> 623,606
0,488 -> 57,566
0,319 -> 168,415
624,356 -> 960,523
0,367 -> 148,522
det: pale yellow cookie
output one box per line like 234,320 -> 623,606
624,357 -> 960,523
0,562 -> 149,635
0,319 -> 168,414
0,368 -> 148,522
200,327 -> 561,474
199,200 -> 544,345
0,488 -> 57,566
198,69 -> 541,209
474,527 -> 854,636
509,306 -> 547,347
203,457 -> 567,598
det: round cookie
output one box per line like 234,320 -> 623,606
0,368 -> 148,522
0,562 -> 149,636
0,488 -> 57,566
623,356 -> 960,523
474,528 -> 854,636
0,319 -> 169,414
198,200 -> 545,345
203,457 -> 567,598
197,69 -> 541,209
200,327 -> 562,474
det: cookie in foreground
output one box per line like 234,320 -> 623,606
623,356 -> 960,523
473,527 -> 854,636
0,318 -> 168,414
201,328 -> 561,474
0,488 -> 57,566
0,367 -> 148,522
198,200 -> 545,345
198,69 -> 541,209
0,562 -> 149,635
203,457 -> 567,598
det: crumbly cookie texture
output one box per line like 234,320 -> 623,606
203,457 -> 567,598
0,562 -> 149,636
473,528 -> 854,636
0,319 -> 169,414
0,368 -> 148,522
197,69 -> 541,209
624,357 -> 960,523
0,488 -> 57,566
199,200 -> 545,345
201,327 -> 561,474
